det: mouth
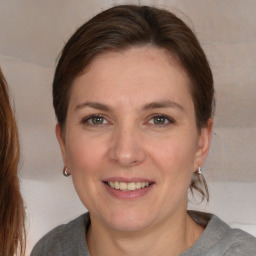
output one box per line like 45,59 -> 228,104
102,178 -> 155,199
104,181 -> 153,191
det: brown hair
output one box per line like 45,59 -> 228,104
53,5 -> 214,201
0,67 -> 26,255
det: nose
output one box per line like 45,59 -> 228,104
109,125 -> 146,167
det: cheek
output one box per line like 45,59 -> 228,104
147,136 -> 197,212
148,134 -> 197,176
65,134 -> 106,174
65,135 -> 107,210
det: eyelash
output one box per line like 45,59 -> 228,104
81,114 -> 175,127
81,114 -> 108,126
148,114 -> 175,127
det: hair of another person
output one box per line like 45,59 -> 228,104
0,67 -> 26,256
53,5 -> 215,201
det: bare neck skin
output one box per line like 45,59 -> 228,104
87,207 -> 204,256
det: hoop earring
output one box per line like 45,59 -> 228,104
63,167 -> 71,177
197,166 -> 202,175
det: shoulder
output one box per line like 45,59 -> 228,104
222,228 -> 256,255
30,223 -> 65,256
186,211 -> 256,256
31,213 -> 90,256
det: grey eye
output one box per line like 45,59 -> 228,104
153,116 -> 167,124
90,116 -> 105,124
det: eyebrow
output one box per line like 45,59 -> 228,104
75,100 -> 184,112
142,100 -> 184,111
75,102 -> 112,111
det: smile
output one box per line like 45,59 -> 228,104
106,181 -> 151,191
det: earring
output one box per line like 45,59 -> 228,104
63,167 -> 71,177
197,166 -> 202,175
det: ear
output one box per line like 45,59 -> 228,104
194,118 -> 213,171
56,123 -> 69,169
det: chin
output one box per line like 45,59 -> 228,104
98,207 -> 154,233
108,218 -> 152,233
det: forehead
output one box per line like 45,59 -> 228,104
69,46 -> 192,108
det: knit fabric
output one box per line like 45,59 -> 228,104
31,211 -> 256,256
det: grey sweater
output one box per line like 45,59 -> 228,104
31,211 -> 256,256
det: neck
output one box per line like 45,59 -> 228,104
87,211 -> 203,256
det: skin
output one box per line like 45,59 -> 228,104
56,46 -> 212,256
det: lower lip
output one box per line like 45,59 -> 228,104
103,182 -> 154,200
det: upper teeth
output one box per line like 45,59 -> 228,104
108,181 -> 150,191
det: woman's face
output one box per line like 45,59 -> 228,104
57,47 -> 212,232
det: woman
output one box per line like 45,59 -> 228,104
31,5 -> 256,256
0,67 -> 26,255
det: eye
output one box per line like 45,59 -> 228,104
89,116 -> 105,125
82,114 -> 108,125
148,115 -> 174,126
152,116 -> 168,125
